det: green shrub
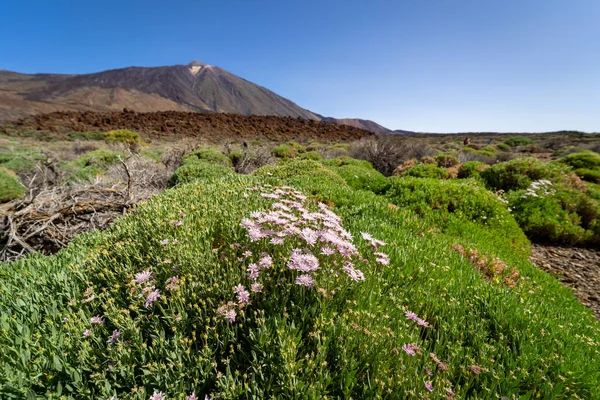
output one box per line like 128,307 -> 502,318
1,168 -> 600,399
305,142 -> 321,152
402,163 -> 450,179
298,151 -> 323,161
554,146 -> 583,157
326,164 -> 390,194
140,150 -> 162,163
559,151 -> 600,170
420,156 -> 436,165
575,168 -> 600,183
457,161 -> 487,179
506,184 -> 599,245
0,148 -> 45,173
228,150 -> 245,165
0,168 -> 25,202
170,160 -> 234,186
105,129 -> 142,145
272,143 -> 298,159
63,149 -> 123,182
183,147 -> 231,166
497,143 -> 511,151
253,160 -> 348,189
480,158 -> 570,192
434,154 -> 459,168
322,157 -> 373,170
504,136 -> 534,147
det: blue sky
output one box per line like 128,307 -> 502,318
1,0 -> 599,132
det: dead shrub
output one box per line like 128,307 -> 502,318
350,137 -> 433,176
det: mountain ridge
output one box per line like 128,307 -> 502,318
0,62 -> 391,134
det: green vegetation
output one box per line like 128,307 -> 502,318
298,151 -> 323,161
402,163 -> 450,179
324,157 -> 389,194
504,136 -> 534,147
170,160 -> 234,186
62,149 -> 123,182
480,157 -> 570,192
434,154 -> 459,168
558,151 -> 600,183
0,147 -> 45,173
496,143 -> 511,151
272,142 -> 306,159
0,167 -> 25,202
183,147 -> 231,167
1,158 -> 599,399
105,129 -> 143,145
457,161 -> 486,179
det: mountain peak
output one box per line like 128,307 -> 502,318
187,61 -> 206,67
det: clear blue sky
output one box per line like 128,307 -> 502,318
1,0 -> 599,132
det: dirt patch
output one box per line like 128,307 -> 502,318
530,243 -> 600,319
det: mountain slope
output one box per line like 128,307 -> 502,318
0,61 -> 390,133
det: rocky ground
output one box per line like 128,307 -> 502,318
530,244 -> 600,319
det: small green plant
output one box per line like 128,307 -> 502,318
105,129 -> 142,145
63,149 -> 123,182
183,147 -> 231,166
497,143 -> 511,151
457,161 -> 487,179
0,168 -> 25,202
298,151 -> 323,161
420,156 -> 437,165
559,151 -> 600,170
504,136 -> 534,147
402,163 -> 450,179
169,160 -> 234,186
480,158 -> 571,192
326,163 -> 390,194
574,168 -> 600,183
434,154 -> 459,168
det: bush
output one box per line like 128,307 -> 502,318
420,156 -> 436,165
322,157 -> 374,170
349,137 -> 433,176
504,136 -> 534,147
63,149 -> 123,182
506,183 -> 600,245
434,154 -> 459,168
457,161 -> 487,179
183,147 -> 231,166
497,143 -> 511,151
298,151 -> 323,161
575,168 -> 600,183
272,142 -> 306,159
169,160 -> 234,186
402,163 -> 450,179
559,151 -> 600,170
326,164 -> 390,194
0,168 -> 25,202
1,167 -> 600,399
480,158 -> 570,192
105,129 -> 142,145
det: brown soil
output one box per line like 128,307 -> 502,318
530,244 -> 600,319
1,110 -> 373,142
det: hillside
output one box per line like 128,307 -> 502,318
0,62 -> 390,133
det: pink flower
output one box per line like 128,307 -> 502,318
259,254 -> 273,268
81,294 -> 96,304
134,270 -> 152,285
342,263 -> 365,281
470,364 -> 483,375
270,237 -> 284,245
424,367 -> 433,376
242,250 -> 252,257
83,329 -> 91,337
300,228 -> 319,246
320,246 -> 335,256
90,316 -> 104,325
288,249 -> 319,272
149,391 -> 166,400
145,289 -> 160,308
247,263 -> 260,280
159,239 -> 169,246
186,394 -> 197,400
417,318 -> 430,327
251,283 -> 263,293
225,309 -> 236,323
425,381 -> 433,392
108,330 -> 122,344
235,285 -> 250,305
295,274 -> 315,288
445,388 -> 455,396
402,343 -> 417,356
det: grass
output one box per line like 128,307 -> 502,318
1,159 -> 599,399
0,168 -> 25,202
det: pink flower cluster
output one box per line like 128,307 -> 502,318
405,311 -> 430,327
219,186 -> 386,322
